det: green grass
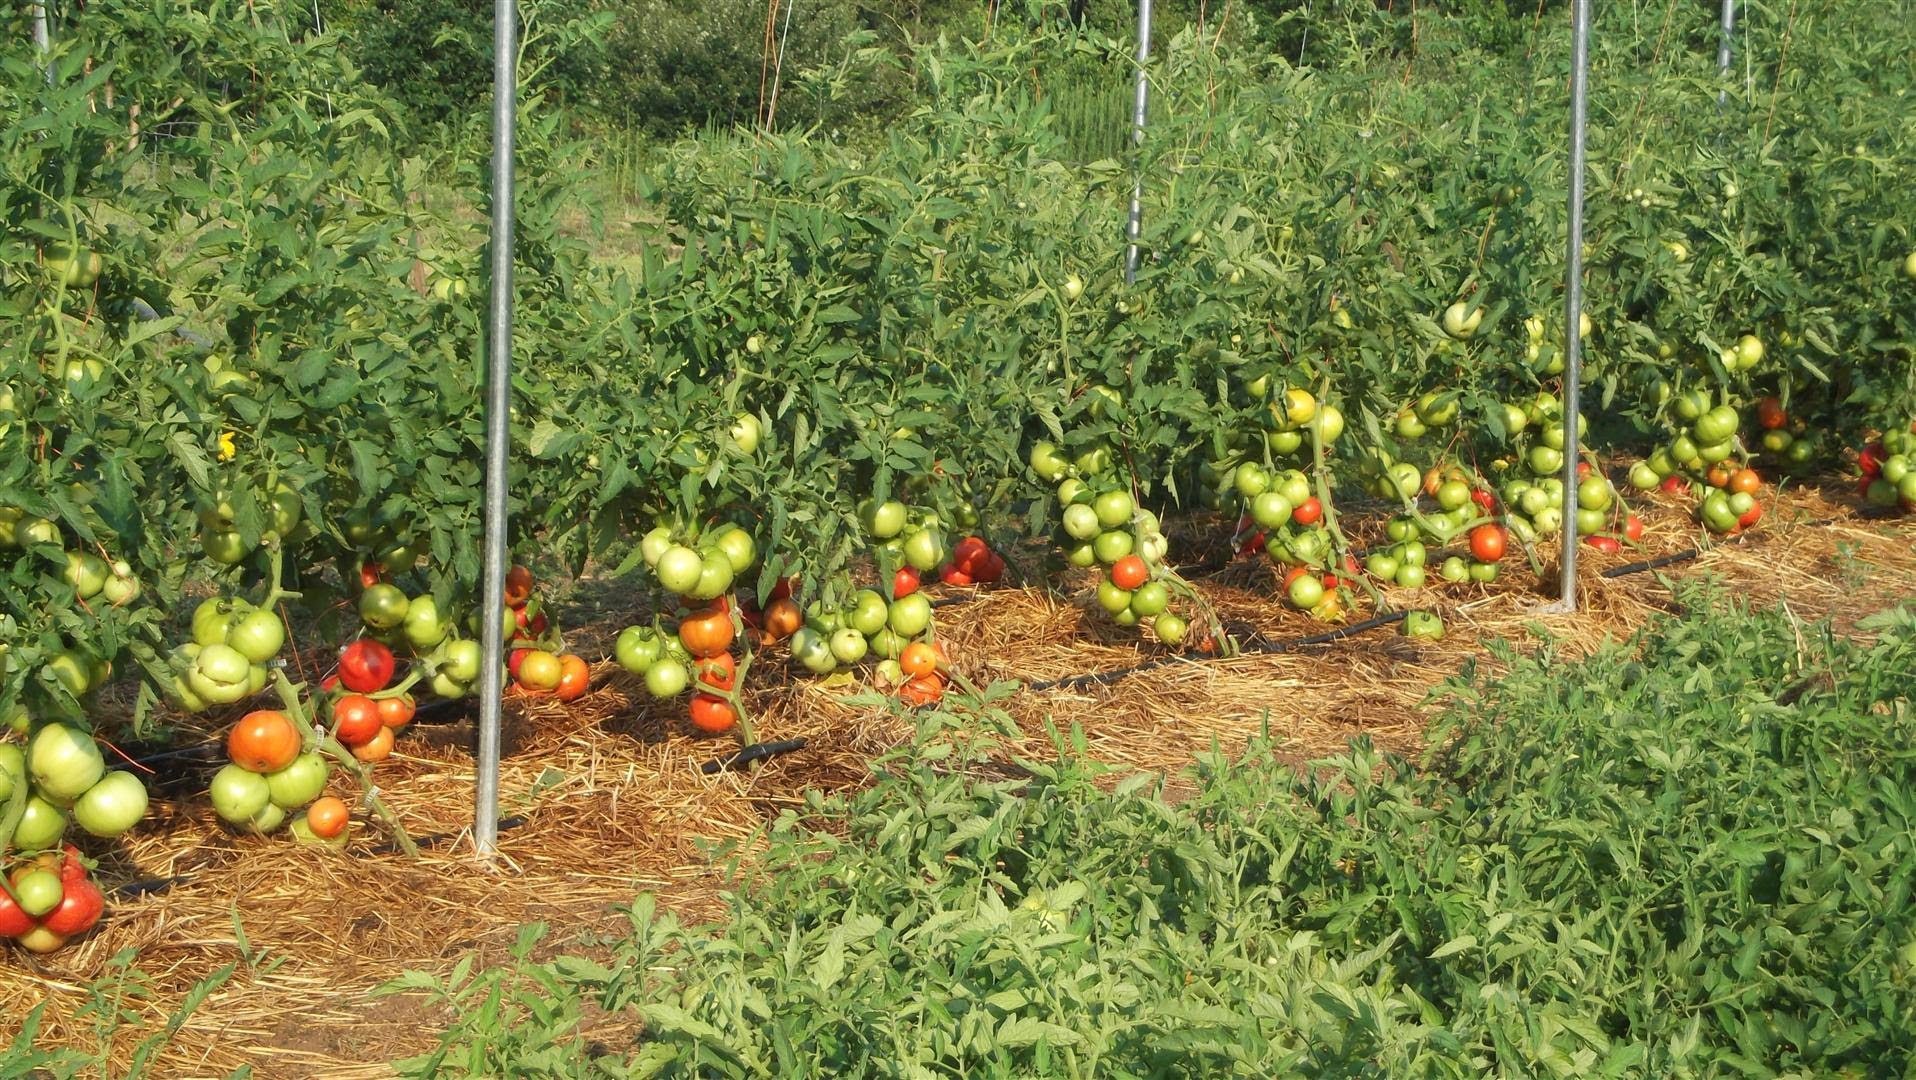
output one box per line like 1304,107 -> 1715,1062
382,586 -> 1916,1077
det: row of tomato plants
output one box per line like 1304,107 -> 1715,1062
2,2 -> 1914,952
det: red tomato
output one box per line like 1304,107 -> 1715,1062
1755,397 -> 1787,430
1292,497 -> 1323,526
1238,531 -> 1266,557
1584,535 -> 1622,553
1468,525 -> 1508,563
1737,503 -> 1763,528
952,536 -> 989,572
1576,461 -> 1592,480
331,694 -> 383,748
338,639 -> 395,693
767,576 -> 796,604
941,565 -> 975,586
694,652 -> 735,693
507,648 -> 529,680
893,566 -> 921,599
678,608 -> 735,659
688,694 -> 736,734
1624,515 -> 1645,542
1471,488 -> 1498,512
974,553 -> 1005,583
358,562 -> 386,591
0,881 -> 35,937
1860,443 -> 1885,477
555,654 -> 591,702
320,673 -> 340,694
1660,474 -> 1688,495
41,874 -> 104,938
1110,555 -> 1148,591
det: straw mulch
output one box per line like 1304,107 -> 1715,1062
4,482 -> 1914,1078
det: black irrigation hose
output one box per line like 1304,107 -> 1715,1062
700,738 -> 808,775
111,815 -> 533,900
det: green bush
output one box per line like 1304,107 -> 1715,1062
391,590 -> 1916,1075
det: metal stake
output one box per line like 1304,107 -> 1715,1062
1124,0 -> 1152,284
31,3 -> 51,83
1716,0 -> 1736,105
1553,0 -> 1593,614
475,0 -> 518,857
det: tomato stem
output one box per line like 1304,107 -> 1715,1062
272,671 -> 419,858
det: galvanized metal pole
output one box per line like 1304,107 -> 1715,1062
475,0 -> 518,857
1123,0 -> 1152,284
1555,0 -> 1592,614
31,3 -> 51,83
1716,0 -> 1736,105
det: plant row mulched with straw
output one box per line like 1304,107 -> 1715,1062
4,483 -> 1915,1077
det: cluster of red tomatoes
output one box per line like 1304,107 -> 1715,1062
208,709 -> 347,846
938,535 -> 1006,587
0,845 -> 106,954
1859,427 -> 1916,511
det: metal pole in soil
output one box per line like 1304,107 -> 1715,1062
1716,0 -> 1736,105
1124,0 -> 1152,284
31,3 -> 51,83
476,0 -> 518,858
1554,0 -> 1593,614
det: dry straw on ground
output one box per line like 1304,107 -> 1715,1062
4,485 -> 1914,1077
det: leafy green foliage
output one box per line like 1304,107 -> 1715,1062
390,591 -> 1916,1075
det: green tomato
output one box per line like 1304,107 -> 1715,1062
655,545 -> 704,595
11,868 -> 62,918
1029,441 -> 1069,482
1577,475 -> 1614,512
1385,516 -> 1416,544
1096,579 -> 1133,615
1130,581 -> 1170,617
202,529 -> 250,565
61,551 -> 108,599
688,555 -> 736,601
228,608 -> 288,664
1093,490 -> 1135,530
1057,477 -> 1090,506
1061,503 -> 1101,541
190,644 -> 253,705
1365,552 -> 1400,581
1439,556 -> 1470,583
1276,471 -> 1313,508
829,627 -> 869,664
1066,542 -> 1097,568
848,591 -> 889,637
249,802 -> 288,835
1468,560 -> 1500,583
358,584 -> 410,631
1265,429 -> 1304,456
29,722 -> 106,803
209,763 -> 271,824
645,657 -> 690,698
1693,405 -> 1740,446
1395,563 -> 1427,589
402,595 -> 449,652
903,528 -> 947,573
1250,492 -> 1292,530
1092,530 -> 1134,565
0,744 -> 20,802
1527,445 -> 1564,477
1628,461 -> 1662,490
1233,463 -> 1269,499
868,628 -> 907,661
711,526 -> 758,575
1287,574 -> 1326,609
1575,507 -> 1608,536
860,499 -> 908,540
615,627 -> 662,675
888,593 -> 933,638
439,639 -> 482,683
1401,611 -> 1445,640
727,413 -> 762,456
72,770 -> 148,838
790,628 -> 838,675
266,753 -> 330,811
1435,480 -> 1471,512
1152,613 -> 1188,646
13,795 -> 68,849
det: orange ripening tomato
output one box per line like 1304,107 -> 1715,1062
1110,554 -> 1148,591
306,796 -> 350,840
694,651 -> 736,693
377,694 -> 416,729
900,642 -> 939,679
761,599 -> 803,641
899,672 -> 946,707
504,565 -> 534,608
228,710 -> 302,773
1727,468 -> 1762,496
688,694 -> 737,734
331,694 -> 382,748
555,654 -> 591,701
678,608 -> 734,659
1706,464 -> 1732,490
1468,525 -> 1507,564
352,724 -> 396,763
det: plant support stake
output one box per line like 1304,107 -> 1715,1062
1553,0 -> 1593,614
476,0 -> 518,858
1124,0 -> 1152,284
1716,0 -> 1736,105
31,3 -> 51,82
